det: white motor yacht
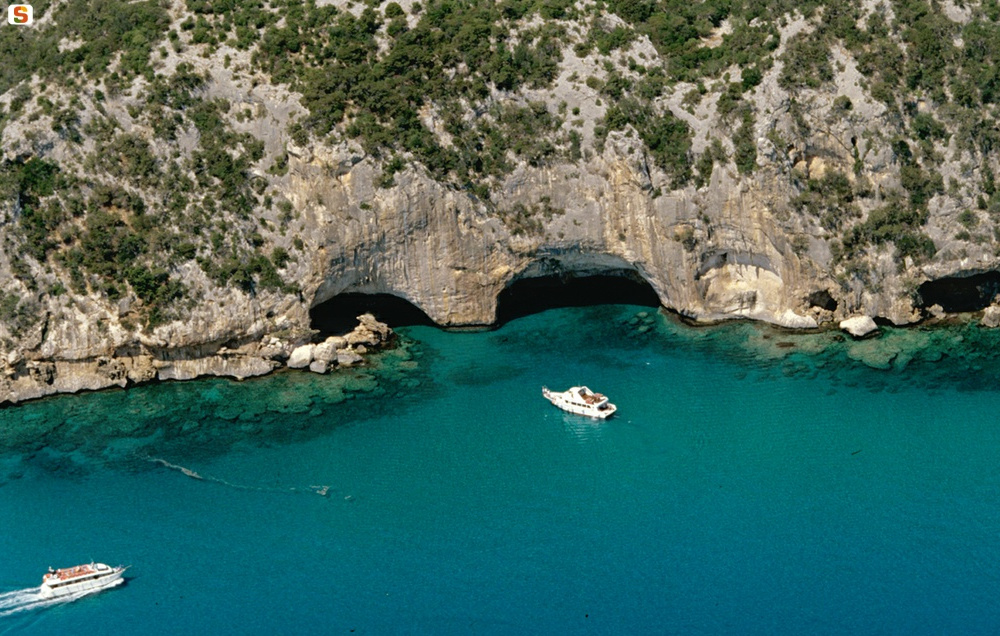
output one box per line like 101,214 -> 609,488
542,386 -> 617,419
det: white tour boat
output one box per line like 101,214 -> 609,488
542,386 -> 617,419
39,562 -> 127,598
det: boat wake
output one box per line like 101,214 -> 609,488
147,457 -> 332,498
0,587 -> 91,618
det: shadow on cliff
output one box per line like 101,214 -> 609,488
916,272 -> 1000,313
496,273 -> 660,326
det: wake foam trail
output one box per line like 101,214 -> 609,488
0,587 -> 89,618
149,458 -> 204,480
147,457 -> 331,497
0,588 -> 37,610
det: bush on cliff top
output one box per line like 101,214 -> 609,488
0,0 -> 168,94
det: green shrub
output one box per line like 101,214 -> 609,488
842,199 -> 936,264
385,2 -> 405,18
2,158 -> 62,260
600,97 -> 692,186
779,33 -> 834,90
590,23 -> 635,55
733,111 -> 756,175
832,95 -> 853,113
899,164 -> 944,207
93,134 -> 158,186
741,66 -> 762,92
271,247 -> 291,268
0,0 -> 170,94
959,209 -> 979,228
694,138 -> 725,188
715,82 -> 744,120
792,170 -> 859,231
911,112 -> 947,140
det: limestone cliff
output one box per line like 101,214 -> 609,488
0,0 -> 998,403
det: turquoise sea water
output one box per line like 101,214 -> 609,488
3,305 -> 1000,634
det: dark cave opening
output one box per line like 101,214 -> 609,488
496,271 -> 661,325
309,292 -> 435,336
806,289 -> 838,312
916,272 -> 1000,313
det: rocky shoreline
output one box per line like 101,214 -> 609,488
0,313 -> 393,407
8,298 -> 1000,407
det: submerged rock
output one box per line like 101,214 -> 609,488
336,350 -> 364,367
846,339 -> 897,369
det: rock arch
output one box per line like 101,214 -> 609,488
309,292 -> 434,336
496,253 -> 662,325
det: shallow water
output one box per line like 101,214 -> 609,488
2,306 -> 1000,634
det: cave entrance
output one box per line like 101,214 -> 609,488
496,270 -> 661,325
916,272 -> 1000,313
309,292 -> 435,336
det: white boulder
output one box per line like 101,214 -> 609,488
839,315 -> 878,338
313,338 -> 339,363
309,360 -> 329,374
287,344 -> 315,369
983,305 -> 1000,328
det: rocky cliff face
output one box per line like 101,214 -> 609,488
300,140 -> 827,329
1,0 -> 998,403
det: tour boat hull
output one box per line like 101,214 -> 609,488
39,563 -> 127,599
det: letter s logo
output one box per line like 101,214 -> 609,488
7,5 -> 33,25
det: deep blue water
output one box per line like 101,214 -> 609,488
3,305 -> 1000,634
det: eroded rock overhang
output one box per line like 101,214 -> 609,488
311,251 -> 665,329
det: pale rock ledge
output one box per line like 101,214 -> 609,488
0,314 -> 393,405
